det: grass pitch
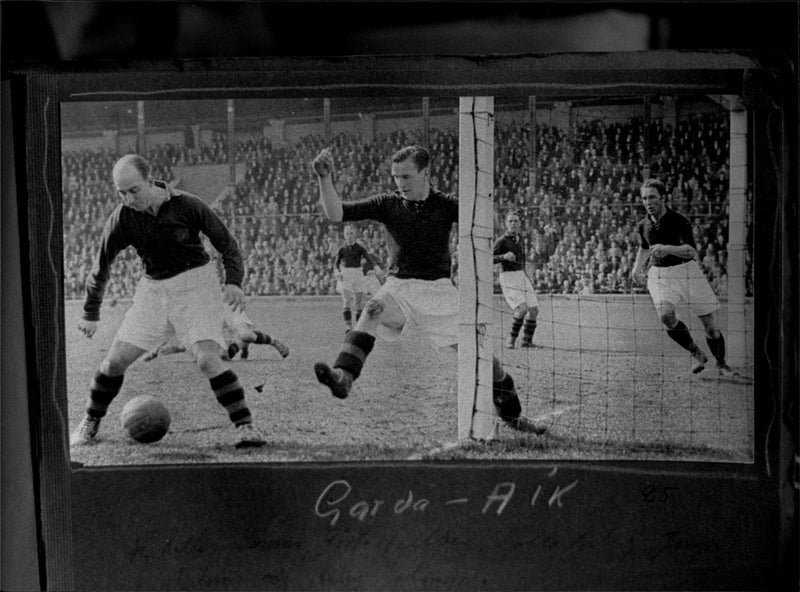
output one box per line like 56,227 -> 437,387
65,295 -> 753,466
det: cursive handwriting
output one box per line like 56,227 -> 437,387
314,471 -> 580,526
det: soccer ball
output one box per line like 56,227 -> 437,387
120,395 -> 171,443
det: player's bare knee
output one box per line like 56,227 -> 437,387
101,357 -> 127,376
195,349 -> 223,376
528,306 -> 539,320
659,311 -> 677,328
515,304 -> 528,317
699,314 -> 720,338
364,298 -> 384,319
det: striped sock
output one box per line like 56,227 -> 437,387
509,316 -> 524,342
85,372 -> 124,418
492,373 -> 522,420
253,331 -> 272,345
210,369 -> 251,426
522,319 -> 537,343
333,330 -> 375,380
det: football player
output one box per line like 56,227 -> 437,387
310,145 -> 547,434
632,178 -> 733,376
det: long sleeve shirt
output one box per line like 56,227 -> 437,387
637,207 -> 697,268
83,187 -> 242,321
342,188 -> 458,281
493,233 -> 526,272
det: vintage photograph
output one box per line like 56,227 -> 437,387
62,94 -> 754,466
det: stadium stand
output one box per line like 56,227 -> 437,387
62,109 -> 750,301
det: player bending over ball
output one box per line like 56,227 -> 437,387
144,301 -> 290,361
69,154 -> 266,448
632,178 -> 734,376
493,210 -> 539,349
311,145 -> 546,433
334,224 -> 383,333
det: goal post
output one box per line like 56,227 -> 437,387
727,104 -> 748,368
707,94 -> 750,369
457,97 -> 498,441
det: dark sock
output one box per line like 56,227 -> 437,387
522,319 -> 537,342
706,333 -> 726,365
210,369 -> 251,426
86,372 -> 124,418
666,321 -> 698,352
253,331 -> 272,345
509,316 -> 524,341
493,373 -> 522,421
333,330 -> 375,381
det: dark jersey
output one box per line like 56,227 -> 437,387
336,243 -> 369,269
637,207 -> 696,268
493,233 -> 526,272
83,186 -> 242,321
342,188 -> 458,280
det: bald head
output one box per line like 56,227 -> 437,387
112,154 -> 150,180
112,154 -> 163,213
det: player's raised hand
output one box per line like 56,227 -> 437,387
78,319 -> 98,339
312,149 -> 334,178
223,284 -> 246,312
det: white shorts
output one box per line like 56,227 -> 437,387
337,267 -> 366,295
647,260 -> 719,316
223,303 -> 255,339
364,273 -> 382,296
372,276 -> 458,349
116,263 -> 226,352
499,270 -> 539,310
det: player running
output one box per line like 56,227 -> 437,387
69,154 -> 266,448
310,145 -> 546,434
334,224 -> 383,333
632,178 -> 734,376
493,210 -> 540,349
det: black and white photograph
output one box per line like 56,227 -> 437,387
62,94 -> 755,466
63,97 -> 464,464
3,2 -> 796,591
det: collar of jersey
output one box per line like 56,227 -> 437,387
398,187 -> 433,204
145,179 -> 173,215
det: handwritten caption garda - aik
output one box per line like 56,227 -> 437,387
315,467 -> 579,527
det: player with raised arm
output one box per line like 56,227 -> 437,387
632,178 -> 733,376
69,154 -> 266,448
310,145 -> 546,434
493,210 -> 540,349
334,224 -> 383,333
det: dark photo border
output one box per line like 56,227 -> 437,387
5,52 -> 797,590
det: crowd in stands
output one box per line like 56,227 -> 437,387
62,108 -> 751,302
